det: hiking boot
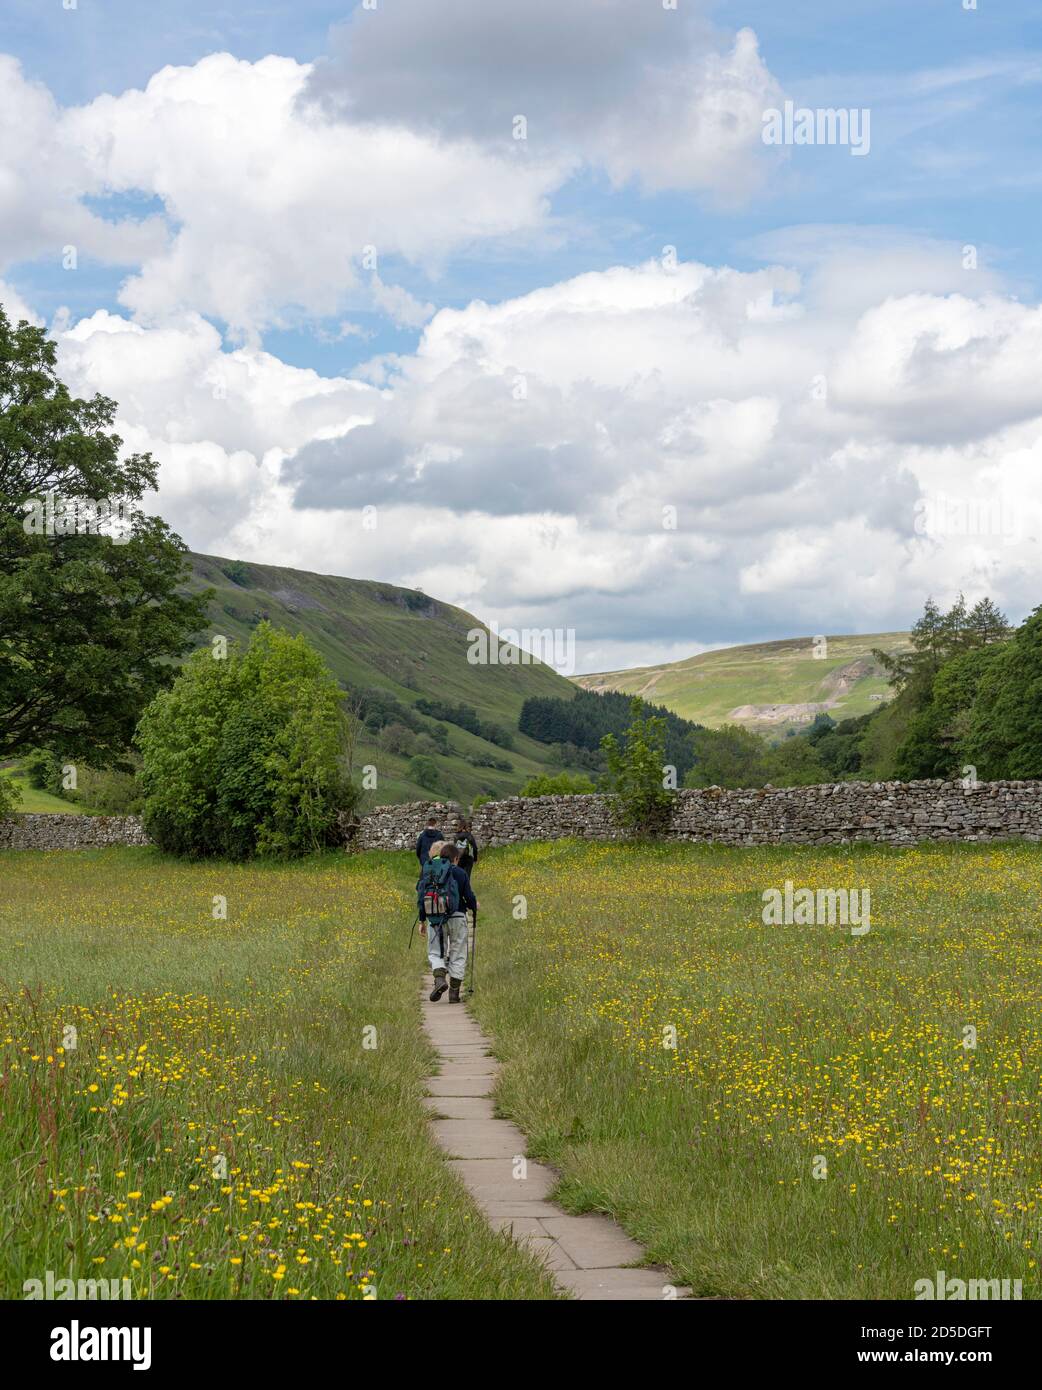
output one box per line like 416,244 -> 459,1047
448,977 -> 463,1003
429,971 -> 448,1002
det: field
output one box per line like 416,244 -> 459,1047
468,840 -> 1042,1299
577,632 -> 913,734
3,839 -> 1040,1302
0,849 -> 556,1301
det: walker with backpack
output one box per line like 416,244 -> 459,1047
410,849 -> 478,993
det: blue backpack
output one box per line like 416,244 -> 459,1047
419,856 -> 460,925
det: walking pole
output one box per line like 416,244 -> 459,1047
468,906 -> 478,995
408,915 -> 419,950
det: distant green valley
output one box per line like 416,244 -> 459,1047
575,632 -> 914,735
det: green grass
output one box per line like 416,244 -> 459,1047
0,771 -> 87,814
577,632 -> 913,734
0,848 -> 558,1301
467,839 -> 1042,1300
9,838 -> 1036,1302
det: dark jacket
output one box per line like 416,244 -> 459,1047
417,862 -> 477,922
415,827 -> 442,865
452,830 -> 479,875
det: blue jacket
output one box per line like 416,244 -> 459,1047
417,862 -> 477,922
415,827 -> 443,865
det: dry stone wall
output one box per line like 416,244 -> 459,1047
343,801 -> 463,853
667,779 -> 1042,847
3,782 -> 1041,852
353,780 -> 1042,850
0,813 -> 150,851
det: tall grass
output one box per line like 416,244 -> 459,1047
0,848 -> 557,1301
468,839 -> 1042,1300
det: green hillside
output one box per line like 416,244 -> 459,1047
575,632 -> 914,737
184,553 -> 580,807
0,767 -> 89,814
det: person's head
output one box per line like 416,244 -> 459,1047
426,815 -> 438,829
440,843 -> 460,864
428,840 -> 447,859
455,817 -> 470,834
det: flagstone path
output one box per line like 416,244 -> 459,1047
420,987 -> 691,1301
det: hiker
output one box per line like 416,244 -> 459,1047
415,814 -> 442,868
418,841 -> 477,1004
452,817 -> 479,878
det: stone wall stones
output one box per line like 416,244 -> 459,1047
351,780 -> 1042,850
0,813 -> 150,851
4,781 -> 1041,853
342,800 -> 463,853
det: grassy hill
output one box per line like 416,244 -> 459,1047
0,767 -> 88,813
184,553 -> 580,807
576,632 -> 914,737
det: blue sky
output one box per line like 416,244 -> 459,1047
7,0 -> 1042,374
2,0 -> 1040,669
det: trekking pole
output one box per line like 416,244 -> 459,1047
408,915 -> 419,950
468,906 -> 478,995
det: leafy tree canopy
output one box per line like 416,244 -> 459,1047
519,771 -> 596,797
137,622 -> 355,858
601,697 -> 676,834
0,307 -> 208,769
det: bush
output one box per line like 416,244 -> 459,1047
407,755 -> 446,794
21,748 -> 145,813
137,622 -> 355,859
379,722 -> 417,757
964,607 -> 1042,778
519,772 -> 596,797
68,766 -> 144,814
414,697 -> 514,749
471,753 -> 513,772
21,748 -> 64,793
760,737 -> 828,787
601,698 -> 675,834
685,724 -> 766,789
0,773 -> 20,817
220,560 -> 252,587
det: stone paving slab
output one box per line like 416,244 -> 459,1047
427,1075 -> 496,1097
421,1095 -> 496,1120
488,1216 -> 546,1238
447,1158 -> 557,1202
422,1009 -> 482,1027
480,1200 -> 564,1221
425,1026 -> 485,1041
554,1269 -> 683,1301
420,987 -> 690,1300
519,1237 -> 578,1273
432,1061 -> 501,1078
540,1214 -> 645,1269
431,1118 -> 528,1158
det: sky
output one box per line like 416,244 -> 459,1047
2,0 -> 1041,673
